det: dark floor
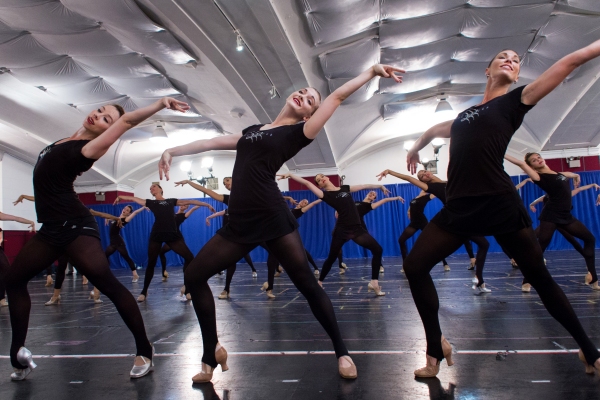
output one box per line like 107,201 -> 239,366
1,250 -> 600,399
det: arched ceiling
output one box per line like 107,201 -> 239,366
0,0 -> 599,187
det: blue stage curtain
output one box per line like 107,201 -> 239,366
90,171 -> 600,269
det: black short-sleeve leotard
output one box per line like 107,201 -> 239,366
218,123 -> 313,243
432,85 -> 534,236
321,185 -> 365,239
221,194 -> 230,226
146,198 -> 181,242
408,195 -> 431,230
424,182 -> 447,205
109,218 -> 128,245
33,139 -> 100,246
535,173 -> 575,225
290,208 -> 304,220
175,213 -> 187,229
355,201 -> 373,230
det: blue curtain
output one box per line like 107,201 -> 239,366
90,171 -> 600,269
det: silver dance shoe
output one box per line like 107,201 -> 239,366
10,347 -> 37,381
130,345 -> 154,379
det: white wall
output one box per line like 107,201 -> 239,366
0,154 -> 36,230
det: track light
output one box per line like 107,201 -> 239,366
403,140 -> 415,150
150,122 -> 168,142
201,157 -> 214,169
432,138 -> 445,156
435,94 -> 453,113
236,33 -> 244,52
179,161 -> 192,172
269,85 -> 278,99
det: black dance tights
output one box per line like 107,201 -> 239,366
535,219 -> 596,284
321,232 -> 383,281
224,264 -> 235,292
398,225 -> 448,268
243,254 -> 257,272
142,238 -> 194,296
105,243 -> 136,272
469,236 -> 489,286
4,235 -> 152,368
403,222 -> 600,365
185,230 -> 349,368
0,249 -> 8,301
53,255 -> 69,290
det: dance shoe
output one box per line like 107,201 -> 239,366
180,285 -> 186,296
130,345 -> 154,379
521,283 -> 531,292
10,347 -> 37,381
218,290 -> 230,300
339,268 -> 346,275
137,294 -> 146,302
444,264 -> 451,272
89,289 -> 102,303
82,276 -> 89,285
585,272 -> 592,285
45,276 -> 53,287
367,281 -> 385,296
45,295 -> 61,306
0,298 -> 8,307
471,278 -> 491,294
467,262 -> 475,271
252,271 -> 257,278
266,290 -> 276,299
161,271 -> 168,282
591,282 -> 600,291
314,269 -> 320,277
338,355 -> 357,379
340,262 -> 347,269
379,266 -> 385,273
414,337 -> 453,378
192,343 -> 229,383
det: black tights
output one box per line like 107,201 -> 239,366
185,230 -> 348,367
4,235 -> 152,368
54,255 -> 69,290
403,222 -> 600,365
398,225 -> 449,268
469,236 -> 489,286
223,253 -> 259,292
0,249 -> 8,301
105,243 -> 136,272
532,219 -> 596,284
321,232 -> 382,281
265,248 -> 316,292
142,238 -> 194,296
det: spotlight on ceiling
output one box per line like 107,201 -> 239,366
422,157 -> 430,163
201,157 -> 214,169
403,140 -> 415,150
236,33 -> 244,52
432,138 -> 445,156
269,86 -> 278,99
179,160 -> 192,172
149,122 -> 168,142
435,94 -> 453,113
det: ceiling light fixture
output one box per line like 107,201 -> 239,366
435,94 -> 453,113
236,33 -> 244,51
150,122 -> 168,142
180,160 -> 192,172
403,140 -> 415,150
201,156 -> 214,169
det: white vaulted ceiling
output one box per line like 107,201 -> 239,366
0,0 -> 599,187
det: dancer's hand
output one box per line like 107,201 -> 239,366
104,219 -> 110,226
596,194 -> 600,206
372,64 -> 404,83
113,196 -> 121,205
161,97 -> 190,113
573,174 -> 581,188
407,150 -> 420,174
593,183 -> 600,190
13,195 -> 25,206
381,186 -> 391,196
116,219 -> 124,228
28,222 -> 35,232
205,218 -> 211,226
174,180 -> 189,187
529,204 -> 537,213
396,196 -> 405,203
277,173 -> 291,180
376,169 -> 391,181
208,205 -> 216,213
158,150 -> 173,180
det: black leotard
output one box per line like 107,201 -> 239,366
175,213 -> 187,228
291,208 -> 304,220
146,198 -> 181,242
535,173 -> 575,225
220,124 -> 312,243
408,195 -> 430,230
109,218 -> 128,244
321,185 -> 365,239
425,182 -> 447,204
355,201 -> 373,230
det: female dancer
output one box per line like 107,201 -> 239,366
158,64 -> 403,382
114,185 -> 214,302
377,169 -> 491,292
401,43 -> 600,377
280,173 -> 390,296
0,212 -> 36,307
5,97 -> 189,380
105,205 -> 146,282
506,154 -> 600,290
158,204 -> 200,282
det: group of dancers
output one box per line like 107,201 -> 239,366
1,35 -> 600,386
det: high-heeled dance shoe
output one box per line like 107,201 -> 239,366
472,278 -> 491,294
585,272 -> 592,285
132,272 -> 140,283
252,271 -> 257,278
340,262 -> 347,269
444,264 -> 451,272
180,285 -> 186,296
89,289 -> 102,304
0,298 -> 8,307
10,347 -> 37,381
379,266 -> 385,273
414,337 -> 453,378
467,262 -> 475,271
266,290 -> 275,299
314,269 -> 320,277
510,259 -> 518,268
218,290 -> 230,300
185,293 -> 192,301
339,267 -> 346,275
137,294 -> 146,302
317,280 -> 323,288
130,345 -> 154,379
45,276 -> 53,287
591,282 -> 600,291
367,281 -> 385,296
45,295 -> 61,306
82,276 -> 89,285
338,355 -> 357,379
192,343 -> 229,383
578,349 -> 600,375
161,271 -> 169,282
521,283 -> 531,292
260,282 -> 268,291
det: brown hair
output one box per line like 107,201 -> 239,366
124,205 -> 133,213
524,152 -> 540,166
109,104 -> 125,117
223,177 -> 232,184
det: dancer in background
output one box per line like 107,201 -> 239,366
114,185 -> 214,302
105,205 -> 146,282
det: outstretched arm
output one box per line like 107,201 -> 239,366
13,194 -> 35,205
504,154 -> 540,181
406,121 -> 453,174
515,178 -> 533,190
304,64 -> 404,139
184,206 -> 201,218
283,196 -> 298,206
114,195 -> 146,207
561,171 -> 581,188
572,183 -> 599,196
205,210 -> 225,226
174,180 -> 225,203
522,38 -> 600,105
159,134 -> 241,180
376,169 -> 429,191
300,199 -> 322,213
124,207 -> 147,223
0,212 -> 35,232
176,199 -> 216,213
82,97 -> 189,160
348,184 -> 391,197
277,173 -> 324,198
371,196 -> 405,210
529,195 -> 546,213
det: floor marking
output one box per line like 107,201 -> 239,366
337,287 -> 343,294
282,295 -> 300,308
70,381 -> 84,384
531,380 -> 551,383
282,380 -> 299,383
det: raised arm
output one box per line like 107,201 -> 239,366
515,178 -> 532,190
114,195 -> 146,207
82,97 -> 189,160
277,173 -> 324,198
348,184 -> 391,197
529,195 -> 546,213
13,194 -> 35,206
371,196 -> 405,210
205,210 -> 225,226
176,199 -> 216,213
504,154 -> 540,181
522,38 -> 600,105
124,207 -> 147,223
561,171 -> 581,188
89,209 -> 119,221
300,199 -> 322,213
159,134 -> 241,180
406,120 -> 453,174
0,212 -> 35,232
184,206 -> 201,218
304,65 -> 403,139
283,196 -> 299,206
376,169 -> 429,191
571,183 -> 599,196
175,180 -> 225,202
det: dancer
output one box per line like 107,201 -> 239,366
377,169 -> 491,292
0,213 -> 36,307
114,185 -> 214,302
505,154 -> 600,290
158,64 -> 403,382
158,204 -> 201,282
280,173 -> 390,296
5,97 -> 189,380
401,44 -> 600,377
105,205 -> 146,282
